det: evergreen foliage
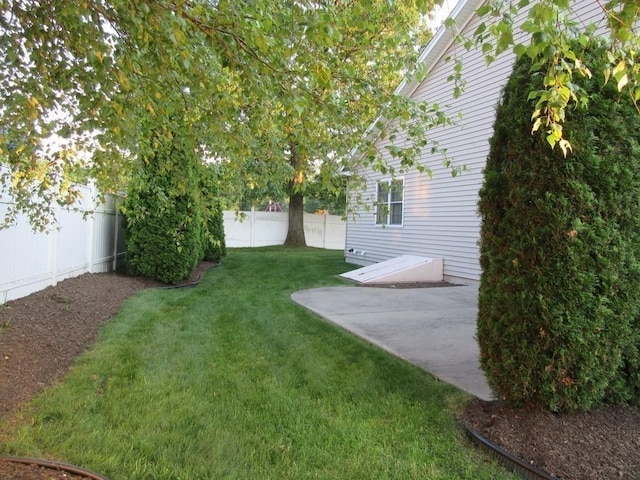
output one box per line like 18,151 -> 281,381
123,124 -> 204,284
478,42 -> 640,411
200,164 -> 227,262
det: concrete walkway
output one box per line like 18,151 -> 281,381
291,285 -> 493,400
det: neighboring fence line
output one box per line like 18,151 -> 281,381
223,210 -> 346,250
0,185 -> 126,304
1,201 -> 346,304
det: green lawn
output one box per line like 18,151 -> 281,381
1,247 -> 513,479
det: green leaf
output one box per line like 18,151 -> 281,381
172,26 -> 186,45
531,117 -> 543,133
474,23 -> 487,36
617,73 -> 629,91
443,17 -> 456,28
612,60 -> 626,77
476,5 -> 491,17
557,86 -> 572,103
293,99 -> 306,116
513,43 -> 527,58
255,34 -> 268,53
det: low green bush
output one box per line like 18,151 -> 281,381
478,42 -> 640,411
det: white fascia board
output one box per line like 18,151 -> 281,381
395,0 -> 484,99
349,0 -> 484,162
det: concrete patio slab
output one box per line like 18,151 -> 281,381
291,285 -> 494,401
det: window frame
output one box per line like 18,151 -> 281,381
375,177 -> 404,227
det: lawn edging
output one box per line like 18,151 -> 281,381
0,455 -> 109,479
464,423 -> 557,480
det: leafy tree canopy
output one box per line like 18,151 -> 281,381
0,0 -> 440,231
467,0 -> 640,155
4,0 -> 640,231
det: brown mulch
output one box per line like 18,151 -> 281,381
462,398 -> 640,480
0,458 -> 99,480
0,265 -> 638,480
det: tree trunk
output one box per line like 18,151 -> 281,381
284,141 -> 307,246
285,190 -> 306,246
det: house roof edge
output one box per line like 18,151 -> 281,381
347,0 -> 484,163
394,0 -> 484,98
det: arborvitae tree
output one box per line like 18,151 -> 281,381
478,42 -> 640,411
123,124 -> 203,284
200,164 -> 227,262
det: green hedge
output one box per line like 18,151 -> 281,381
200,164 -> 227,262
123,126 -> 203,284
477,43 -> 640,411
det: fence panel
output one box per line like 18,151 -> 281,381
91,195 -> 124,273
1,200 -> 343,303
0,185 -> 125,304
0,201 -> 52,303
55,186 -> 93,281
302,213 -> 346,250
223,210 -> 346,249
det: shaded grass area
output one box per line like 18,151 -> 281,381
2,247 -> 513,479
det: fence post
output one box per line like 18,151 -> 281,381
323,214 -> 327,249
88,211 -> 95,273
88,184 -> 96,273
250,207 -> 256,247
49,202 -> 59,285
113,195 -> 119,271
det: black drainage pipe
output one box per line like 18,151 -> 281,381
0,455 -> 108,479
463,423 -> 558,480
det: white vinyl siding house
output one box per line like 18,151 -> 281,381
344,0 -> 608,284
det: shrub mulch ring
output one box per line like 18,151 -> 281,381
463,398 -> 639,480
0,264 -> 638,479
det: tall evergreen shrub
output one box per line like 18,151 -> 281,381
478,42 -> 640,411
200,163 -> 227,262
123,125 -> 203,284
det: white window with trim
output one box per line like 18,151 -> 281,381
375,178 -> 404,226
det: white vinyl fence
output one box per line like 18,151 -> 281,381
1,196 -> 344,304
0,185 -> 125,304
223,210 -> 346,250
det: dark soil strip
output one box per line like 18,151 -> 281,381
0,455 -> 108,480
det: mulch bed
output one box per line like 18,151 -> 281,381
463,398 -> 640,480
0,457 -> 104,480
1,264 -> 638,479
